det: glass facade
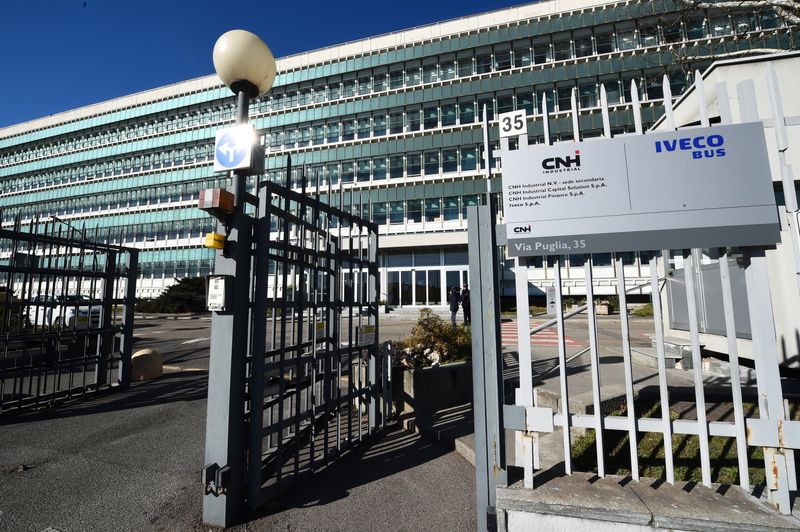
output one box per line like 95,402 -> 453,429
0,0 -> 796,299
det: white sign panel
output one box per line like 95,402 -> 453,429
207,275 -> 230,312
213,124 -> 255,172
357,325 -> 376,347
501,122 -> 779,256
498,110 -> 527,138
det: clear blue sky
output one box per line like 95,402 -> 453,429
0,0 -> 528,128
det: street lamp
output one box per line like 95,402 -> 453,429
212,29 -> 276,204
203,29 -> 276,528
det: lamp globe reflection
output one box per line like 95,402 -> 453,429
212,29 -> 276,98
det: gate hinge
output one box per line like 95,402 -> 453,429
203,463 -> 231,496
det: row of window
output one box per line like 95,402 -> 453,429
256,9 -> 781,112
3,141 -> 215,195
2,7 -> 782,168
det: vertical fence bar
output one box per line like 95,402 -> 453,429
649,252 -> 674,484
514,259 -> 535,487
553,255 -> 571,474
682,250 -> 712,487
615,254 -> 639,480
468,204 -> 506,532
584,255 -> 605,477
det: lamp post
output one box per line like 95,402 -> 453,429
203,29 -> 276,528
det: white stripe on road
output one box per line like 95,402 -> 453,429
180,337 -> 210,345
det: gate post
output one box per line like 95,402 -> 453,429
467,204 -> 507,532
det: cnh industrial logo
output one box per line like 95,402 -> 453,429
513,225 -> 532,233
654,133 -> 726,160
541,150 -> 581,173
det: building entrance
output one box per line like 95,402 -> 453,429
386,267 -> 467,307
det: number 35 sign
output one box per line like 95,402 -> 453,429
498,110 -> 527,138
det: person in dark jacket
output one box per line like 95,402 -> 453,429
448,286 -> 461,327
461,285 -> 471,325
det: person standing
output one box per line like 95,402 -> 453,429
448,286 -> 461,327
461,285 -> 471,325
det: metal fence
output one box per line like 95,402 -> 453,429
0,214 -> 138,415
202,165 -> 390,526
470,63 -> 800,531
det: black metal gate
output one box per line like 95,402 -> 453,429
0,215 -> 138,415
202,169 -> 390,527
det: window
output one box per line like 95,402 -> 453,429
407,109 -> 421,131
646,74 -> 663,100
342,120 -> 355,141
478,97 -> 494,120
685,16 -> 707,39
389,70 -> 404,89
710,15 -> 732,37
389,156 -> 404,178
574,33 -> 593,57
476,55 -> 492,74
639,23 -> 660,46
601,77 -> 622,103
441,104 -> 456,126
358,117 -> 371,138
357,159 -> 371,181
327,122 -> 340,143
313,124 -> 325,145
389,112 -> 404,134
461,147 -> 477,171
553,38 -> 572,60
342,161 -> 354,183
298,127 -> 310,147
759,10 -> 781,29
358,76 -> 371,95
406,67 -> 421,86
733,13 -> 755,34
494,50 -> 511,70
299,89 -> 311,105
374,115 -> 387,136
390,201 -> 404,224
442,149 -> 458,173
373,158 -> 387,180
461,195 -> 479,218
326,163 -> 339,184
343,80 -> 356,97
424,151 -> 439,175
662,20 -> 683,43
423,107 -> 438,129
407,200 -> 422,223
497,95 -> 514,114
441,61 -> 456,80
616,24 -> 637,50
423,64 -> 438,83
314,86 -> 326,103
425,198 -> 441,221
517,91 -> 534,114
407,153 -> 421,176
557,85 -> 573,111
514,47 -> 532,67
373,203 -> 387,225
533,41 -> 551,64
328,82 -> 341,100
373,73 -> 387,92
458,57 -> 474,77
443,197 -> 459,221
579,83 -> 598,108
460,101 -> 476,124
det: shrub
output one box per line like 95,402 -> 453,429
136,277 -> 206,313
632,303 -> 654,317
394,308 -> 472,367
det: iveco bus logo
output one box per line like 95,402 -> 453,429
654,134 -> 726,160
513,225 -> 532,233
542,150 -> 581,173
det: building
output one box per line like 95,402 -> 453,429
0,0 -> 797,302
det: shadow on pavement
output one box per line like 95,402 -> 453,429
0,370 -> 208,426
239,425 -> 454,525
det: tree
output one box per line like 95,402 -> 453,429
674,1 -> 800,26
136,277 -> 206,313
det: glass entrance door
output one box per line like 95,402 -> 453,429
400,271 -> 413,306
388,271 -> 400,306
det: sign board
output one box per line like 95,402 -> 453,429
498,110 -> 527,139
357,325 -> 376,347
207,275 -> 232,312
213,124 -> 255,172
501,122 -> 780,256
546,287 -> 557,315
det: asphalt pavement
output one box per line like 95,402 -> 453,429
0,316 -> 476,532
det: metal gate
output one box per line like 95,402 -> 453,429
0,214 -> 138,415
202,167 -> 390,527
470,63 -> 800,531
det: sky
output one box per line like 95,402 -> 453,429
0,0 -> 528,128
